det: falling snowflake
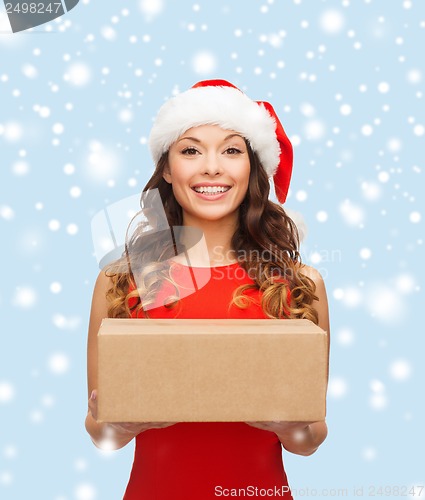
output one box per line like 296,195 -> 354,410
319,9 -> 345,35
192,51 -> 218,75
48,353 -> 70,375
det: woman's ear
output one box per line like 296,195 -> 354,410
162,163 -> 172,184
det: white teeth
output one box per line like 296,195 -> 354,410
193,186 -> 230,194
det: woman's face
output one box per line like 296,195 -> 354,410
163,124 -> 251,226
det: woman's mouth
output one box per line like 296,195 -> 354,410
191,185 -> 231,200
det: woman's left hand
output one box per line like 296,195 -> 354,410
245,420 -> 328,456
245,420 -> 313,439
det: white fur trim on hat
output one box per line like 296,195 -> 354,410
148,86 -> 281,177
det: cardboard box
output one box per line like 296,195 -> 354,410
97,318 -> 328,423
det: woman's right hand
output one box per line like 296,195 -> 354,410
88,390 -> 176,446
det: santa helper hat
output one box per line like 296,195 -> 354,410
149,79 -> 294,205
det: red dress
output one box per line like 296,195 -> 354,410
123,261 -> 294,499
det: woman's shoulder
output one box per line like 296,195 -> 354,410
94,269 -> 114,290
293,262 -> 324,283
92,269 -> 118,304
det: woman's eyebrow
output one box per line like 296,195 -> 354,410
223,133 -> 244,141
177,133 -> 244,143
177,136 -> 201,143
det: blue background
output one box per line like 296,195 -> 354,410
1,0 -> 424,498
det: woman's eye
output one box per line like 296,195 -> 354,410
181,147 -> 199,155
225,147 -> 242,155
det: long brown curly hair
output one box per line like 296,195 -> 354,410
104,140 -> 318,323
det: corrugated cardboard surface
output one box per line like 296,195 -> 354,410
97,318 -> 328,423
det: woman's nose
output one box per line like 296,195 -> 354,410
202,154 -> 223,175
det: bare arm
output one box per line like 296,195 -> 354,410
85,271 -> 175,450
85,271 -> 138,449
278,265 -> 330,456
245,264 -> 330,455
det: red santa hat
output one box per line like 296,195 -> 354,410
148,79 -> 293,204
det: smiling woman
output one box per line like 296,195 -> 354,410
85,79 -> 330,500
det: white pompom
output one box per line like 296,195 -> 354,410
282,207 -> 308,242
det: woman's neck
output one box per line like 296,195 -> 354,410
177,215 -> 238,266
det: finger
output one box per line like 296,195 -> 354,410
88,399 -> 98,420
108,423 -> 142,436
90,390 -> 98,416
245,422 -> 267,429
150,422 -> 176,428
